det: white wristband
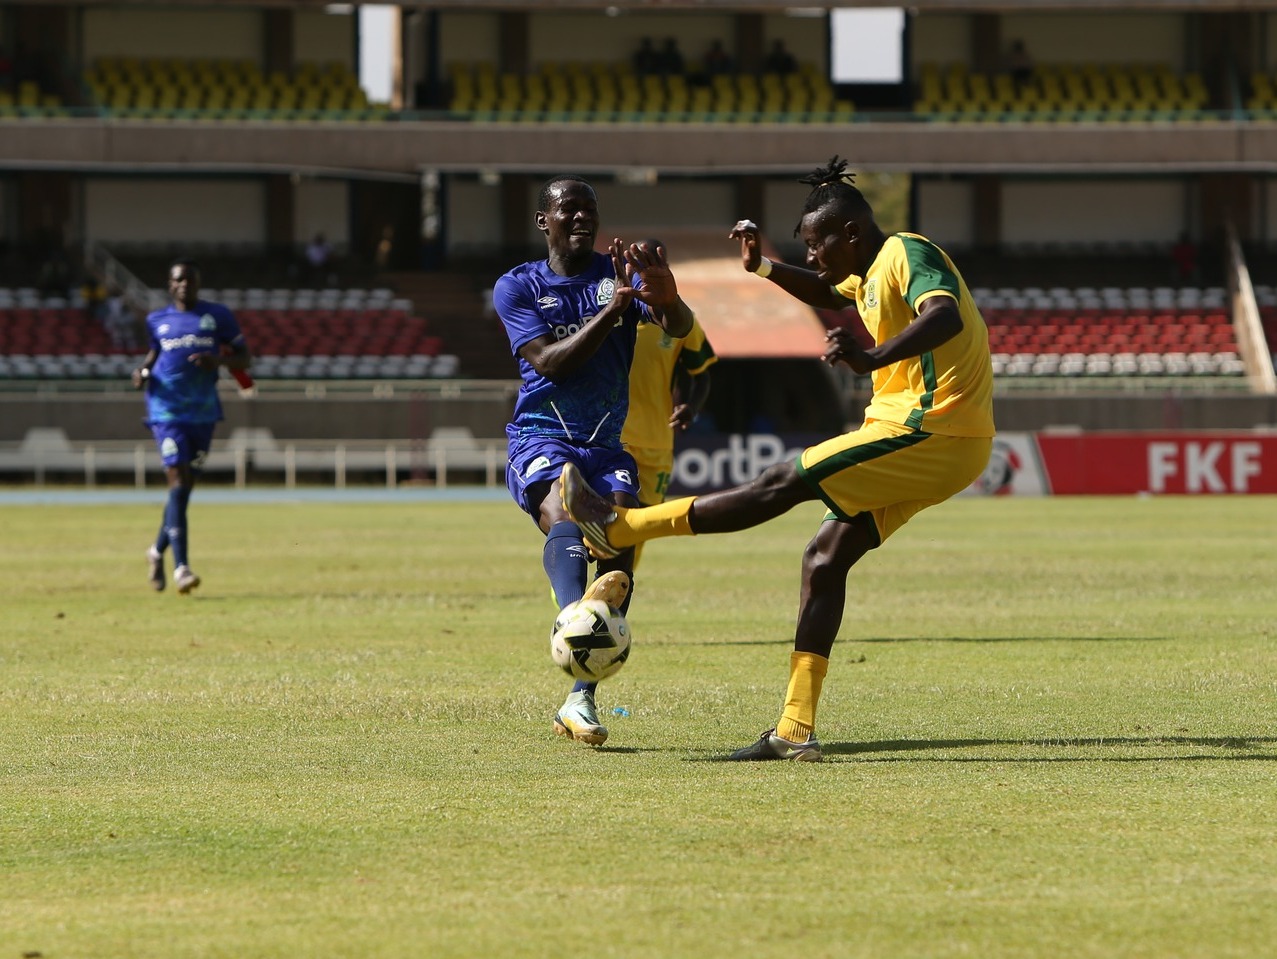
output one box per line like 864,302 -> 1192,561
754,256 -> 773,278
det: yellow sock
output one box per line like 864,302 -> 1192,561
776,651 -> 828,743
608,497 -> 695,548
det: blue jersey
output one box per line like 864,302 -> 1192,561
494,252 -> 647,448
143,299 -> 245,425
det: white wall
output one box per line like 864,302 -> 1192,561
917,179 -> 975,249
603,180 -> 735,234
84,8 -> 262,63
294,9 -> 354,66
293,179 -> 349,247
446,179 -> 505,252
1002,179 -> 1185,245
85,179 -> 266,246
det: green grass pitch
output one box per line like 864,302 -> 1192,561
2,494 -> 1275,958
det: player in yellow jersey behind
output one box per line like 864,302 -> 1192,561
621,238 -> 718,571
562,156 -> 995,761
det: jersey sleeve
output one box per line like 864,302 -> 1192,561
214,304 -> 247,349
675,317 -> 718,377
899,235 -> 960,311
492,273 -> 547,357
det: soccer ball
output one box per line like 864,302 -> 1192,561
550,599 -> 632,682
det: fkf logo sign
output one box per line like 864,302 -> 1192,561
1147,441 -> 1265,493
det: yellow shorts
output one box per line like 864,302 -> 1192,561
625,444 -> 674,506
797,421 -> 992,544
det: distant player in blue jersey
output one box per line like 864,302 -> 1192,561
494,174 -> 694,746
132,259 -> 251,595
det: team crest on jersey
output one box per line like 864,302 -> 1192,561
660,333 -> 673,349
864,279 -> 879,310
526,455 -> 551,478
596,278 -> 615,305
199,314 -> 217,330
158,324 -> 170,334
537,296 -> 559,309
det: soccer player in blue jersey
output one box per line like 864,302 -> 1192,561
132,259 -> 251,595
494,174 -> 694,746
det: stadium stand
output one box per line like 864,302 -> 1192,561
913,62 -> 1212,122
0,78 -> 69,119
82,57 -> 383,121
445,60 -> 853,123
973,286 -> 1245,379
0,285 -> 457,380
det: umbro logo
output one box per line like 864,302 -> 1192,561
537,296 -> 559,309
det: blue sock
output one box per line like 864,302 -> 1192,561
572,680 -> 598,695
544,521 -> 589,609
164,485 -> 192,568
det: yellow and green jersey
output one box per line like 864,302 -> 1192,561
834,233 -> 994,438
621,315 -> 718,451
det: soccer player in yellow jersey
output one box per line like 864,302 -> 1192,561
622,239 -> 718,570
562,156 -> 995,761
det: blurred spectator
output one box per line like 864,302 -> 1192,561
763,39 -> 797,75
81,276 -> 107,321
101,286 -> 141,351
374,224 -> 395,273
304,232 -> 333,286
656,37 -> 684,77
632,38 -> 658,77
37,249 -> 71,298
1006,39 -> 1034,94
701,40 -> 735,79
1171,232 -> 1199,286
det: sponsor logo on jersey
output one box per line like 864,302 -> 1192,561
537,296 -> 559,309
613,468 -> 633,486
158,324 -> 171,334
160,334 -> 216,351
596,278 -> 615,305
160,437 -> 179,458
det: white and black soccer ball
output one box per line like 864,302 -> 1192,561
550,599 -> 632,682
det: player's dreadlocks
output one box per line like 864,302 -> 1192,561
537,174 -> 593,212
797,155 -> 870,219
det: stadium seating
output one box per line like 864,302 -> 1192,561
0,286 -> 458,380
0,78 -> 69,118
81,57 -> 386,121
914,62 -> 1211,122
446,60 -> 853,123
1245,72 -> 1277,118
973,286 -> 1245,378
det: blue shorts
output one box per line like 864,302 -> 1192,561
150,421 -> 216,471
506,435 -> 639,518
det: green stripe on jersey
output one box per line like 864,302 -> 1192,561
904,351 -> 939,430
898,234 -> 959,311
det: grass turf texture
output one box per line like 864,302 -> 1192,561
2,495 -> 1275,959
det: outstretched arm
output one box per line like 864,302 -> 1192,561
729,219 -> 850,311
619,240 -> 694,338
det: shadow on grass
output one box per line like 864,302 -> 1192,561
690,735 -> 1276,763
821,734 -> 1277,761
681,636 -> 1176,647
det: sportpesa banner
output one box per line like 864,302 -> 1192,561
668,432 -> 1277,496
